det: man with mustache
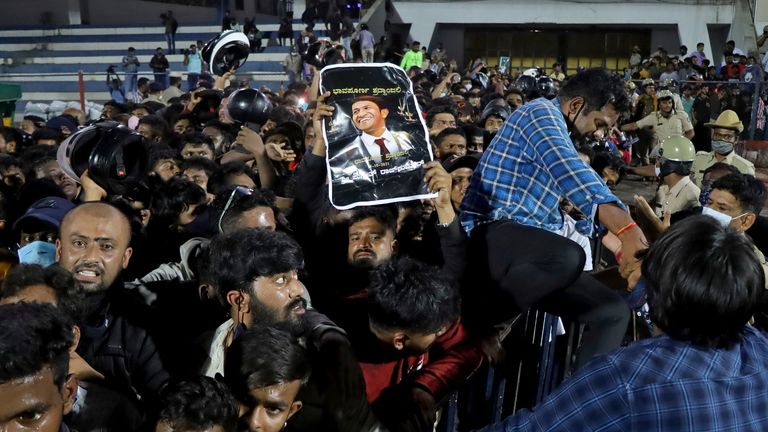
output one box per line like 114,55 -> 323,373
204,228 -> 383,432
55,202 -> 169,411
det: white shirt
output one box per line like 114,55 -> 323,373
360,129 -> 403,160
202,319 -> 234,378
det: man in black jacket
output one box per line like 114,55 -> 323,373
55,202 -> 169,411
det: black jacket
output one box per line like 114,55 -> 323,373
287,309 -> 384,432
76,285 -> 169,411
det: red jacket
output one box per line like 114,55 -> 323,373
336,290 -> 484,403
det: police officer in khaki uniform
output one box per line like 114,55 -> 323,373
622,90 -> 694,154
691,110 -> 755,187
652,135 -> 701,218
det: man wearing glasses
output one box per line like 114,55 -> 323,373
691,110 -> 755,187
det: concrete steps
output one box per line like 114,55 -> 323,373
0,21 -> 324,119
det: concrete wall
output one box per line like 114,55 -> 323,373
84,0 -> 217,25
651,26 -> 681,55
430,24 -> 464,64
360,0 -> 387,44
0,0 -> 308,27
393,0 -> 736,62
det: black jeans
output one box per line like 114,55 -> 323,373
465,220 -> 629,369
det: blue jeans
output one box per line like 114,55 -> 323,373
154,72 -> 168,89
165,32 -> 176,54
125,72 -> 138,95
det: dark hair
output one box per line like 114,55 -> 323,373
702,162 -> 740,180
425,105 -> 457,128
158,377 -> 239,432
711,173 -> 767,214
180,132 -> 215,153
558,68 -> 631,114
181,156 -> 219,178
18,144 -> 57,180
103,100 -> 127,114
207,229 -> 303,305
150,177 -> 208,225
349,205 -> 397,236
224,325 -> 309,402
137,114 -> 171,142
149,145 -> 180,167
0,302 -> 73,388
207,161 -> 259,195
369,257 -> 460,333
352,95 -> 387,110
32,127 -> 62,145
267,105 -> 304,126
435,127 -> 466,147
1,264 -> 85,322
504,88 -> 525,101
212,188 -> 276,233
643,216 -> 763,348
138,77 -> 150,87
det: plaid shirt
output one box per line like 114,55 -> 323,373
460,98 -> 623,236
477,325 -> 768,432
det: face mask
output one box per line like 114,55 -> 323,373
711,140 -> 734,155
564,103 -> 586,144
701,206 -> 748,227
18,241 -> 57,267
464,84 -> 472,91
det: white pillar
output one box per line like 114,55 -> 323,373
67,0 -> 81,25
677,20 -> 713,62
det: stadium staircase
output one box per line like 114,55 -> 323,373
0,20 -> 319,120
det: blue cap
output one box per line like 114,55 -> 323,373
13,197 -> 75,232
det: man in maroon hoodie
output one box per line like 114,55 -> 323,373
336,257 -> 483,432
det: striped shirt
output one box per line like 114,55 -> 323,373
477,325 -> 768,432
460,98 -> 623,236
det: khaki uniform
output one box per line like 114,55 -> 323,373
636,111 -> 693,148
691,151 -> 755,187
654,176 -> 701,217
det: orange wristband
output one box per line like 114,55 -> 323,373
615,222 -> 637,237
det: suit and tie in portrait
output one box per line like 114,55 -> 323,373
327,95 -> 429,208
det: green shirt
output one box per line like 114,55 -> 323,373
400,49 -> 423,71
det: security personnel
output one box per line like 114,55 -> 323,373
621,90 -> 694,152
652,135 -> 700,218
691,110 -> 755,187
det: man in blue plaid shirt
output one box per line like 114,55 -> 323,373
460,68 -> 646,367
477,216 -> 768,432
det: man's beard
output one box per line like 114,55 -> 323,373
350,248 -> 378,269
249,296 -> 308,336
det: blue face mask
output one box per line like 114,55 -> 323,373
18,241 -> 57,267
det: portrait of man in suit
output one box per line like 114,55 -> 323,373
346,95 -> 413,163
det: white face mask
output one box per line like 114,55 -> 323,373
701,206 -> 748,227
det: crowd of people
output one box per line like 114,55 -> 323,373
3,12 -> 768,432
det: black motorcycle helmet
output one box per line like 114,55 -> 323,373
537,76 -> 558,99
479,99 -> 512,125
227,88 -> 274,126
201,30 -> 250,76
514,74 -> 538,100
57,121 -> 149,196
